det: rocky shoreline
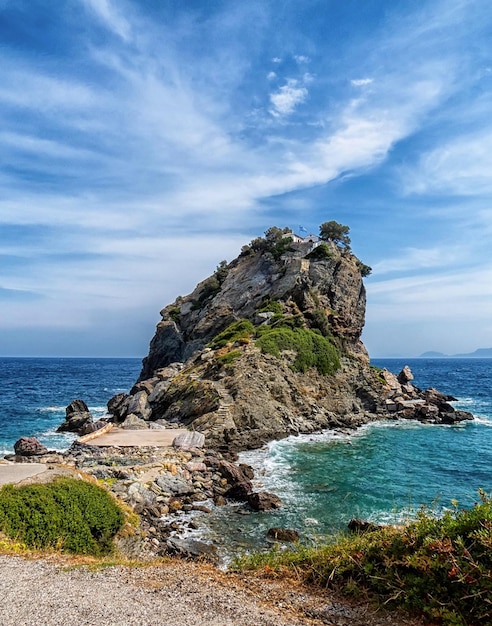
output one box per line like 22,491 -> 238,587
3,364 -> 475,565
5,426 -> 284,565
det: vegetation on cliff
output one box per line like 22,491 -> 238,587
208,319 -> 255,349
319,220 -> 351,248
207,313 -> 341,376
255,326 -> 340,375
236,491 -> 492,625
0,477 -> 125,555
139,221 -> 370,379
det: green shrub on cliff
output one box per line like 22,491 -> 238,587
305,242 -> 333,260
256,327 -> 340,375
258,299 -> 283,315
208,320 -> 255,349
236,490 -> 492,626
319,220 -> 351,248
249,226 -> 294,260
216,349 -> 242,366
0,477 -> 124,556
356,260 -> 372,277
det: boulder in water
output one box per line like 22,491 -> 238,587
248,491 -> 282,511
267,527 -> 300,542
57,399 -> 93,434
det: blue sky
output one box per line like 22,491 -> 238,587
1,0 -> 492,358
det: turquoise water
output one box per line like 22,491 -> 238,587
198,358 -> 492,553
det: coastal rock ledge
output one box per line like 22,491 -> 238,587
106,228 -> 473,451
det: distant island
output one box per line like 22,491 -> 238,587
420,348 -> 492,358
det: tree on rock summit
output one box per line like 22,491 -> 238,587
319,221 -> 351,249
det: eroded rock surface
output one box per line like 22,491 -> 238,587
107,234 -> 473,451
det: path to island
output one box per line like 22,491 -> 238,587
0,428 -> 190,486
83,426 -> 189,447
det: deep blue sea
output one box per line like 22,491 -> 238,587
0,357 -> 142,456
1,357 -> 491,553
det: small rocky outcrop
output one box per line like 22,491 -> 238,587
348,518 -> 382,534
248,491 -> 282,511
380,371 -> 473,425
57,399 -> 93,434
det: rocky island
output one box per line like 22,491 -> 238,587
106,224 -> 473,449
4,224 -> 474,563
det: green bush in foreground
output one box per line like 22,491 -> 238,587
256,326 -> 340,375
0,477 -> 124,556
235,491 -> 492,626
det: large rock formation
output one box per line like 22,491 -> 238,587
108,230 -> 473,451
139,236 -> 368,380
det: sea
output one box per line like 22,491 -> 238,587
0,357 -> 142,456
1,356 -> 491,556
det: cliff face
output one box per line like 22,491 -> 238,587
140,240 -> 368,380
108,234 -> 472,452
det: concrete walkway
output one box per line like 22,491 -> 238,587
0,428 -> 191,486
0,463 -> 48,486
85,427 -> 189,447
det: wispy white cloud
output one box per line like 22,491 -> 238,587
269,79 -> 309,117
0,63 -> 101,112
0,1 -> 463,229
82,0 -> 132,41
351,78 -> 373,87
1,132 -> 101,163
401,130 -> 492,196
367,263 -> 492,324
2,0 -> 492,355
0,233 -> 248,331
371,246 -> 467,276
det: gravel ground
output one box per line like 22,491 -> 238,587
0,555 -> 425,626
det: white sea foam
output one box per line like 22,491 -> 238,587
39,406 -> 66,413
89,406 -> 109,418
473,416 -> 492,427
238,422 -> 425,500
37,428 -> 77,451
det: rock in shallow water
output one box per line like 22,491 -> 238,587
248,491 -> 282,511
267,527 -> 300,543
57,398 -> 93,434
165,537 -> 219,564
